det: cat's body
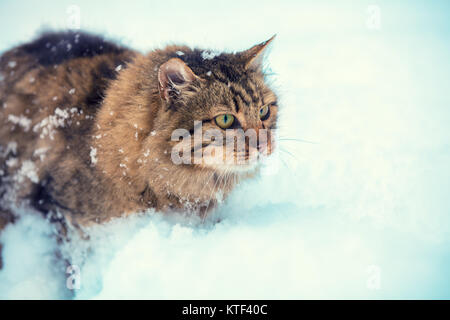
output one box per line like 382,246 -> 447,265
0,31 -> 278,243
0,32 -> 139,228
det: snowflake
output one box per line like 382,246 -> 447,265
90,147 -> 98,165
202,50 -> 219,60
8,114 -> 32,132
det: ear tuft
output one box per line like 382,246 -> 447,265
158,58 -> 198,101
241,35 -> 276,71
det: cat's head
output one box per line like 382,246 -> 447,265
156,36 -> 278,174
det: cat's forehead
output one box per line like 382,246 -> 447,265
167,46 -> 276,113
195,54 -> 243,79
185,79 -> 275,122
166,46 -> 269,85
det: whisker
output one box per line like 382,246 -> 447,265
278,153 -> 292,172
279,147 -> 299,162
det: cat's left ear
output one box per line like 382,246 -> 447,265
241,35 -> 276,71
158,58 -> 199,101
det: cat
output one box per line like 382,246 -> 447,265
0,31 -> 278,247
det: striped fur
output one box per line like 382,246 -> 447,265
0,31 -> 278,233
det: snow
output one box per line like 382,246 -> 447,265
201,50 -> 219,60
69,88 -> 76,95
33,107 -> 73,140
0,213 -> 68,299
15,160 -> 39,184
5,158 -> 18,168
7,114 -> 32,132
33,147 -> 49,161
54,107 -> 69,119
0,0 -> 450,299
5,142 -> 17,155
89,147 -> 98,165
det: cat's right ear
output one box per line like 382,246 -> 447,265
158,58 -> 198,102
241,35 -> 276,71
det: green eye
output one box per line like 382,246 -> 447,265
259,105 -> 270,120
215,114 -> 235,129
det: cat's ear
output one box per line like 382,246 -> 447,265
241,35 -> 276,71
158,58 -> 198,101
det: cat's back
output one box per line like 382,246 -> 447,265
0,31 -> 137,146
0,31 -> 137,207
0,31 -> 136,100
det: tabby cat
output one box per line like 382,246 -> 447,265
0,32 -> 278,254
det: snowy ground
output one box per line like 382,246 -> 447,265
0,0 -> 450,299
